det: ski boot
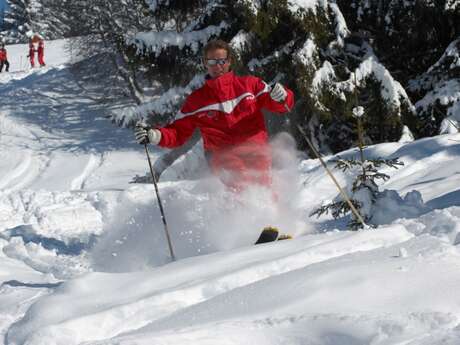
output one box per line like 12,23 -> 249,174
255,226 -> 293,244
255,226 -> 279,244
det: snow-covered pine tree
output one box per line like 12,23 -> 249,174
305,43 -> 416,153
40,0 -> 93,38
1,0 -> 71,42
338,0 -> 459,86
337,0 -> 460,139
34,0 -> 71,39
1,0 -> 32,42
0,5 -> 5,28
229,0 -> 352,152
409,38 -> 460,136
287,0 -> 423,154
225,1 -> 416,155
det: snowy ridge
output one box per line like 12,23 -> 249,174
6,226 -> 412,345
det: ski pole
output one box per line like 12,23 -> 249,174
447,118 -> 460,131
295,121 -> 367,228
143,143 -> 176,261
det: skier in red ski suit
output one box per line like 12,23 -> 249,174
0,43 -> 10,72
135,40 -> 294,191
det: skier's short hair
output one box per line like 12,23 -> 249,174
203,39 -> 234,62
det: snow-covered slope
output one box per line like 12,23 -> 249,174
1,39 -> 460,345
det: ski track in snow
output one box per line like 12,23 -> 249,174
0,287 -> 48,345
70,153 -> 106,191
0,151 -> 34,192
0,151 -> 52,195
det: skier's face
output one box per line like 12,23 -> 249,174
205,48 -> 231,79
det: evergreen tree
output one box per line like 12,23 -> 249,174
0,6 -> 5,28
1,0 -> 71,42
33,0 -> 71,39
337,0 -> 460,85
337,0 -> 460,138
409,37 -> 460,136
1,0 -> 31,42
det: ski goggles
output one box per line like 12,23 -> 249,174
205,58 -> 228,67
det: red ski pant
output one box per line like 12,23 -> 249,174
38,48 -> 45,66
29,50 -> 35,67
209,143 -> 272,192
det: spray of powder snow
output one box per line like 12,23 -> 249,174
91,132 -> 312,272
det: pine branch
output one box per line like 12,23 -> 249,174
311,199 -> 361,220
333,157 -> 362,172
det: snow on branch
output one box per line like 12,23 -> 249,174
236,0 -> 262,16
312,60 -> 336,92
288,0 -> 328,14
130,22 -> 229,56
351,57 -> 415,115
247,41 -> 295,71
328,2 -> 350,49
136,75 -> 205,123
415,80 -> 460,113
231,30 -> 256,55
295,38 -> 318,67
427,37 -> 460,73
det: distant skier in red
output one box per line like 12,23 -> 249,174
28,34 -> 45,68
0,43 -> 10,72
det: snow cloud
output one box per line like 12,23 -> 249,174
90,132 -> 312,272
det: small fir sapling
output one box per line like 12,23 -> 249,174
311,103 -> 404,229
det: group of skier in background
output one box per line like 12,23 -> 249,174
0,33 -> 46,72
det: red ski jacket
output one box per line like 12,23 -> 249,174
157,71 -> 294,189
0,49 -> 7,61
